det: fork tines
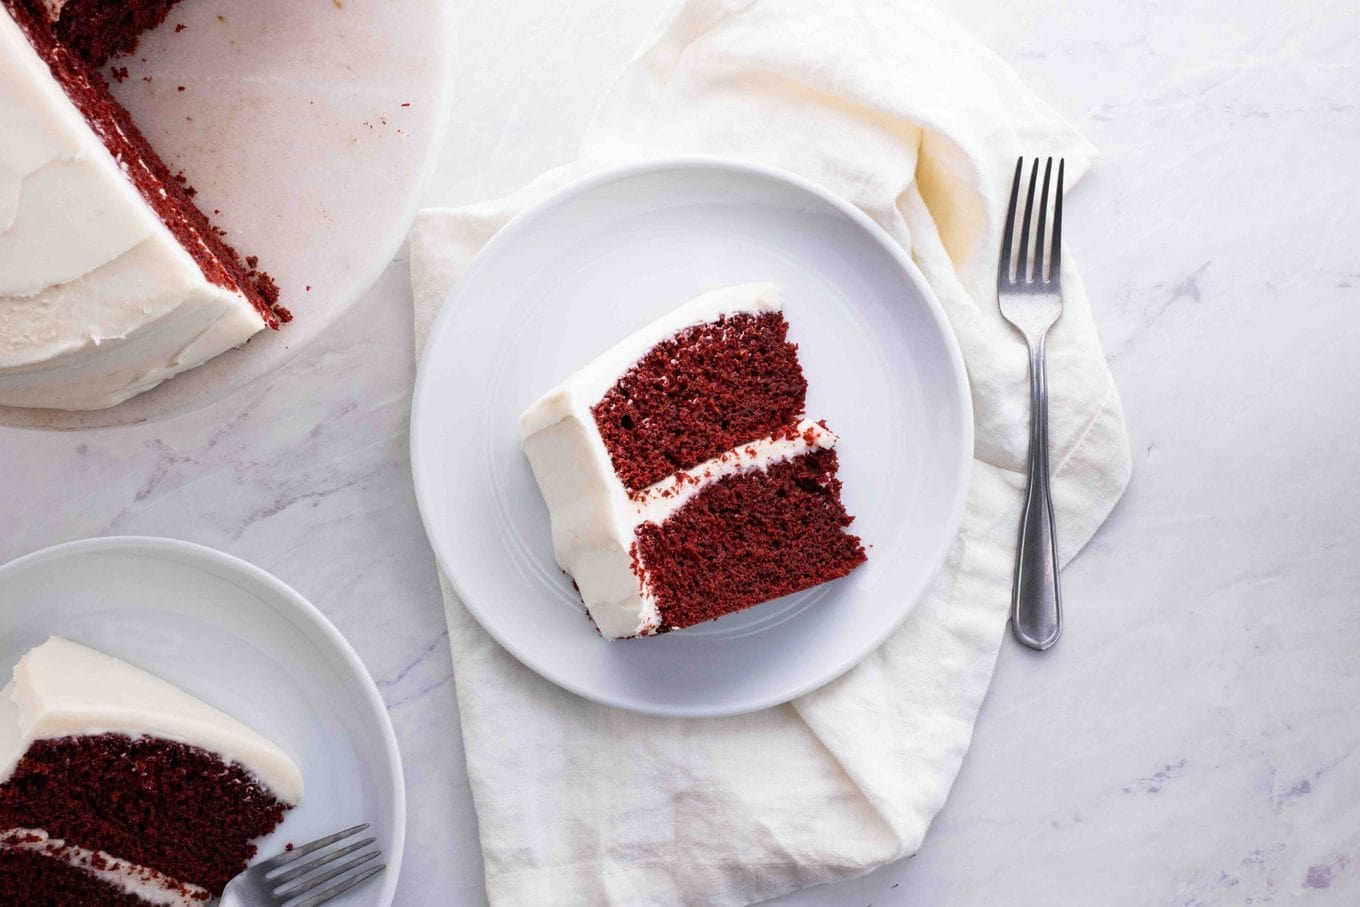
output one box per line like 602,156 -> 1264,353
999,156 -> 1065,290
265,822 -> 385,906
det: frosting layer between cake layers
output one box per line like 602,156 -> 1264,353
0,636 -> 303,804
2,828 -> 208,906
521,283 -> 840,639
0,6 -> 266,410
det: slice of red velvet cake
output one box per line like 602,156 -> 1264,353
0,637 -> 303,905
520,283 -> 867,639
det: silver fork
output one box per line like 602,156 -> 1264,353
221,823 -> 385,907
998,156 -> 1065,651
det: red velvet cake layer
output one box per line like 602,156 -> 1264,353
5,0 -> 289,328
0,847 -> 157,906
592,312 -> 807,491
0,733 -> 291,895
634,448 -> 866,630
32,0 -> 183,66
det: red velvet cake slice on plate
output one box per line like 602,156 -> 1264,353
520,283 -> 867,639
0,637 -> 302,905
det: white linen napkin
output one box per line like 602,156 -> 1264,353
409,1 -> 1132,903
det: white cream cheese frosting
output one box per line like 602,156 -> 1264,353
0,7 -> 266,410
520,283 -> 840,639
0,637 -> 303,804
0,829 -> 209,906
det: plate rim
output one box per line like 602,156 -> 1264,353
410,155 -> 974,718
0,535 -> 407,906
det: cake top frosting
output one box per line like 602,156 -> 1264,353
0,637 -> 303,804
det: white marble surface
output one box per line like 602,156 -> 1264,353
3,0 -> 1358,904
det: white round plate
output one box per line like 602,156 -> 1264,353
411,158 -> 972,718
0,536 -> 404,906
0,0 -> 454,430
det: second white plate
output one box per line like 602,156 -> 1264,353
0,536 -> 404,906
411,158 -> 972,718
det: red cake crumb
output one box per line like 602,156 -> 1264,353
174,22 -> 185,32
593,312 -> 807,490
37,0 -> 185,66
0,733 -> 291,895
109,64 -> 127,81
633,448 -> 865,630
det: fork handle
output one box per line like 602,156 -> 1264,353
1011,335 -> 1062,650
